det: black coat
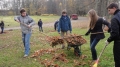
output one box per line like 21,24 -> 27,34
85,18 -> 111,39
107,9 -> 120,42
0,21 -> 4,27
38,21 -> 42,27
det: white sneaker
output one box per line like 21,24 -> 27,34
23,54 -> 28,58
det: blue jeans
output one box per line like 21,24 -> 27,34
1,27 -> 4,33
90,38 -> 100,60
22,32 -> 31,55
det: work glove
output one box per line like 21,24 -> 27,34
108,28 -> 111,33
85,33 -> 89,36
15,20 -> 20,23
105,40 -> 109,46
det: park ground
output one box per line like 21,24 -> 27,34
0,16 -> 114,67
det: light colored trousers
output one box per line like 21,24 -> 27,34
60,31 -> 70,47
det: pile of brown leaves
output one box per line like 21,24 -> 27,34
30,48 -> 60,58
46,34 -> 87,47
40,52 -> 68,67
41,59 -> 60,67
31,48 -> 94,67
46,36 -> 64,47
52,52 -> 68,63
31,49 -> 68,67
64,35 -> 87,46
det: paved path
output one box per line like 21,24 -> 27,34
4,23 -> 54,30
4,17 -> 87,31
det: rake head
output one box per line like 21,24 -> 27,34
92,60 -> 98,67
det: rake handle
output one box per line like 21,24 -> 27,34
60,35 -> 85,39
97,44 -> 107,61
19,22 -> 30,28
92,44 -> 107,67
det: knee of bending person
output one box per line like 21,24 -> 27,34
90,46 -> 95,50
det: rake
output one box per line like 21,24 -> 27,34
92,43 -> 107,67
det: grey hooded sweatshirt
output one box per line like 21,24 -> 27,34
14,15 -> 35,34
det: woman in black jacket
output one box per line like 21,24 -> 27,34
85,9 -> 111,62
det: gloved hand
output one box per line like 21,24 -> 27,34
15,20 -> 20,23
108,28 -> 111,33
70,31 -> 72,33
105,40 -> 109,46
85,33 -> 89,36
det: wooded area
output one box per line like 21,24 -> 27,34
0,0 -> 119,16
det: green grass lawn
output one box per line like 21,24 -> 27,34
0,16 -> 60,28
0,27 -> 114,67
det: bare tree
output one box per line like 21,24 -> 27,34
0,0 -> 119,16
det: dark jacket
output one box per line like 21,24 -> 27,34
58,15 -> 72,32
107,9 -> 120,42
85,18 -> 111,39
38,20 -> 42,27
0,21 -> 4,27
54,21 -> 59,30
